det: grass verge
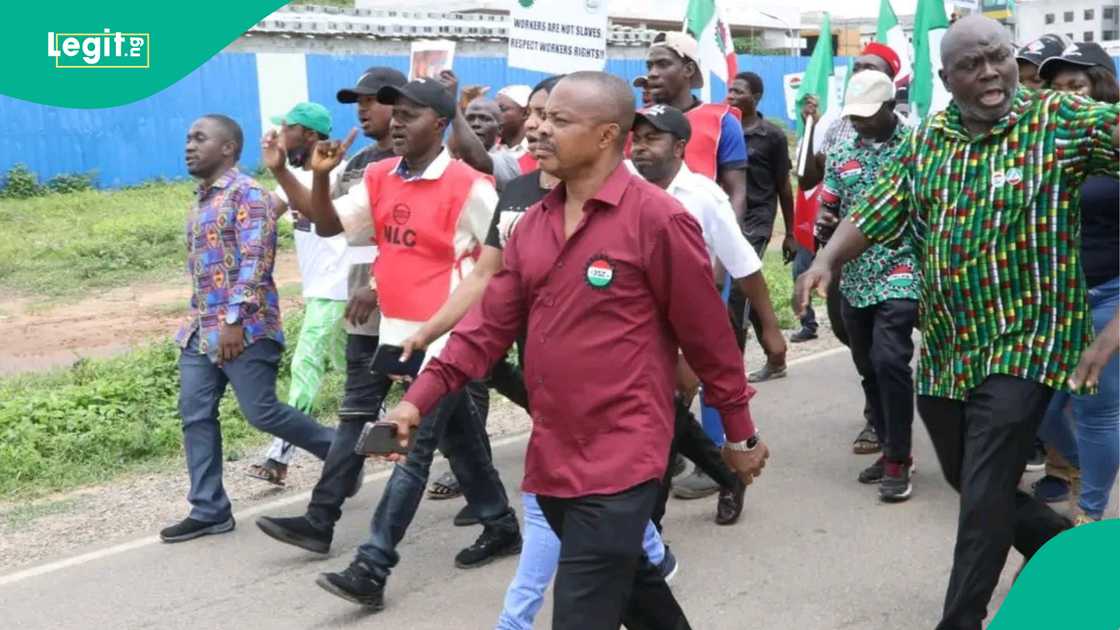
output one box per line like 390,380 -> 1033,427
0,173 -> 287,301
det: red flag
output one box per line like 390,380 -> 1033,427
793,184 -> 821,252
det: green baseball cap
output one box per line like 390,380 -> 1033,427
270,102 -> 332,136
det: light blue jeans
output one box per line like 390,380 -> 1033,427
1038,276 -> 1120,519
495,492 -> 665,630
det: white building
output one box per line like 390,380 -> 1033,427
1014,0 -> 1120,44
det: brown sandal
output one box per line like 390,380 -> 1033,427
246,460 -> 288,486
852,425 -> 881,455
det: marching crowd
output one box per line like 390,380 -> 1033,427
166,14 -> 1117,630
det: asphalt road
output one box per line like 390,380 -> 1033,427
0,349 -> 1054,629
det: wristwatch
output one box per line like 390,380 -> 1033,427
725,433 -> 761,452
225,306 -> 241,326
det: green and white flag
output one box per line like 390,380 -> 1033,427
876,0 -> 912,87
794,11 -> 833,136
683,0 -> 738,103
911,0 -> 951,119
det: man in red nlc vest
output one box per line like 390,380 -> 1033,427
267,78 -> 522,611
645,30 -> 786,500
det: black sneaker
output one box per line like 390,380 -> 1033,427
657,545 -> 679,583
858,457 -> 885,484
160,516 -> 235,543
316,560 -> 385,609
453,504 -> 480,527
880,460 -> 913,502
455,524 -> 522,569
256,515 -> 332,554
790,328 -> 819,343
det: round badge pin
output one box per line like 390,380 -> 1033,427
585,255 -> 615,289
1006,168 -> 1023,186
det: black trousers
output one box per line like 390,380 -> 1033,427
840,297 -> 917,461
538,481 -> 691,630
652,398 -> 740,530
917,375 -> 1071,630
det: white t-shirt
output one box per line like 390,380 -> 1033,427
333,149 -> 497,364
276,166 -> 353,301
665,164 -> 762,279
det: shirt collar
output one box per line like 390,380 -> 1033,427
196,166 -> 240,198
931,87 -> 1030,142
666,162 -> 695,194
392,147 -> 451,181
541,161 -> 633,213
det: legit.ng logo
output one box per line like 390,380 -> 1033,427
47,29 -> 150,69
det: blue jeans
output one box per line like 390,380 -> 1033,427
496,492 -> 665,630
355,382 -> 516,580
792,245 -> 818,332
178,334 -> 335,522
1038,276 -> 1120,519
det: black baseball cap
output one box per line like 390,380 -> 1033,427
337,67 -> 407,103
376,78 -> 457,120
633,104 -> 692,141
1039,42 -> 1117,80
1015,34 -> 1067,68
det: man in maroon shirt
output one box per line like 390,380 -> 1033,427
382,71 -> 769,629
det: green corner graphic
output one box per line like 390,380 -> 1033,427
988,519 -> 1120,629
3,1 -> 288,108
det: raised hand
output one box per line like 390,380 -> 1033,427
260,128 -> 288,172
309,127 -> 359,175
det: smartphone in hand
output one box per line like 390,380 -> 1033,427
354,421 -> 413,456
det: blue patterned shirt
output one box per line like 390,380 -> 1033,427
175,167 -> 283,362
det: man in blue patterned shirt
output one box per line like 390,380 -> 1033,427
161,114 -> 335,543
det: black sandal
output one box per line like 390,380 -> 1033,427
427,471 -> 463,500
852,424 -> 881,455
246,459 -> 288,486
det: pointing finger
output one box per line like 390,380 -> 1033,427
340,127 -> 359,153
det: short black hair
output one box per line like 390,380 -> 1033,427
529,75 -> 566,103
201,114 -> 244,160
734,71 -> 764,98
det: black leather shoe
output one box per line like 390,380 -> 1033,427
256,515 -> 332,554
715,479 -> 746,525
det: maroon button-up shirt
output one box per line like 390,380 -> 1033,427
404,162 -> 756,498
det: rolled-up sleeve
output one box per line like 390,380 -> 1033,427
334,176 -> 375,247
645,211 -> 757,441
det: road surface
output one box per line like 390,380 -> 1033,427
1,349 -> 1037,629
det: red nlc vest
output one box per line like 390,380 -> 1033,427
363,157 -> 492,321
517,151 -> 539,174
683,102 -> 740,181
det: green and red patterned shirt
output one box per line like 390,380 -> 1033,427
850,89 -> 1119,400
820,119 -> 919,307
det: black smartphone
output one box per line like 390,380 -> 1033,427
370,344 -> 425,378
354,421 -> 413,456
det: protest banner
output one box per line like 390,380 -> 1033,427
409,40 -> 456,81
508,0 -> 608,75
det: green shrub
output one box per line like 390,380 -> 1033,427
45,171 -> 96,195
0,308 -> 348,499
0,164 -> 46,199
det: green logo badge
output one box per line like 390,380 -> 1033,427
585,256 -> 614,289
47,30 -> 150,69
887,263 -> 914,288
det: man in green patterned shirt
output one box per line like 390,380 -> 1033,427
796,16 -> 1119,630
815,70 -> 919,504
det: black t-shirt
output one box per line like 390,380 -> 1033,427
1080,175 -> 1120,288
337,143 -> 396,195
742,114 -> 792,241
485,170 -> 550,249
